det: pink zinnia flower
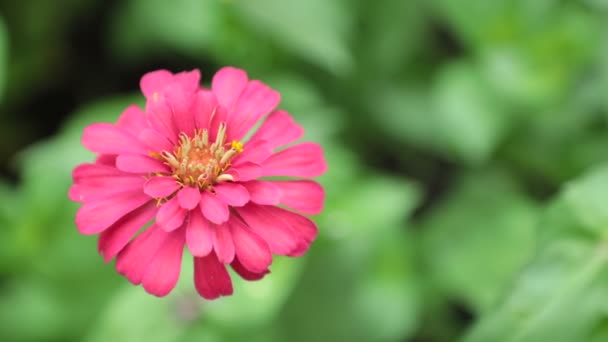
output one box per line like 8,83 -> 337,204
69,67 -> 327,299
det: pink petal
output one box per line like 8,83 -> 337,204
173,69 -> 201,94
146,93 -> 178,143
262,142 -> 327,178
232,139 -> 273,165
212,223 -> 235,264
186,209 -> 213,257
212,67 -> 248,111
249,110 -> 304,149
200,191 -> 229,224
193,90 -> 218,130
72,163 -> 122,182
224,162 -> 262,182
194,252 -> 234,300
177,187 -> 201,209
139,128 -> 173,152
140,69 -> 174,99
71,176 -> 144,203
116,154 -> 169,174
116,224 -> 169,284
156,196 -> 187,232
272,180 -> 325,215
214,183 -> 249,207
98,201 -> 157,262
143,176 -> 181,198
265,206 -> 318,256
236,204 -> 299,255
82,123 -> 149,155
227,80 -> 281,141
95,154 -> 117,166
76,192 -> 151,235
141,228 -> 185,297
208,105 -> 228,142
242,180 -> 281,205
68,185 -> 81,202
164,82 -> 196,136
231,258 -> 270,281
117,105 -> 148,136
229,217 -> 271,273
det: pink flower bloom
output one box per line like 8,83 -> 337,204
69,67 -> 327,299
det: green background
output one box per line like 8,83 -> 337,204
1,0 -> 608,341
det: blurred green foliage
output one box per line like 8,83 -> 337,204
1,0 -> 608,341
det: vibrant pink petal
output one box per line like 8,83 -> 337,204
262,142 -> 327,178
156,197 -> 187,232
228,80 -> 280,141
139,128 -> 173,152
249,110 -> 304,149
140,69 -> 174,99
224,162 -> 262,182
186,209 -> 213,257
242,180 -> 281,205
212,223 -> 235,264
236,204 -> 299,255
71,176 -> 144,203
68,185 -> 81,202
164,82 -> 196,136
265,206 -> 318,256
143,176 -> 180,198
208,105 -> 228,142
229,217 -> 271,273
72,163 -> 122,181
98,201 -> 157,262
76,192 -> 151,235
231,258 -> 270,281
232,139 -> 273,165
95,154 -> 116,166
214,183 -> 249,207
82,123 -> 149,155
116,154 -> 169,174
194,252 -> 234,300
212,67 -> 248,111
200,191 -> 229,224
173,69 -> 201,94
193,90 -> 217,130
116,224 -> 169,285
117,105 -> 148,135
146,92 -> 178,143
177,187 -> 201,210
141,228 -> 185,297
272,180 -> 325,215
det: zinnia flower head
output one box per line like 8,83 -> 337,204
69,67 -> 327,299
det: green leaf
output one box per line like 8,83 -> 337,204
562,163 -> 608,237
463,239 -> 608,342
431,61 -> 511,164
233,0 -> 353,74
86,286 -> 185,342
421,169 -> 538,313
463,165 -> 608,341
108,0 -> 219,62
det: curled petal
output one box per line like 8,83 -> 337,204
143,177 -> 180,198
186,209 -> 213,257
194,252 -> 234,300
177,187 -> 201,210
249,110 -> 303,149
200,191 -> 229,224
262,143 -> 327,178
214,183 -> 249,207
82,123 -> 148,155
156,197 -> 187,232
272,180 -> 324,215
141,228 -> 185,297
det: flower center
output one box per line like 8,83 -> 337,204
159,123 -> 243,189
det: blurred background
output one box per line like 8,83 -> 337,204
1,0 -> 608,341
